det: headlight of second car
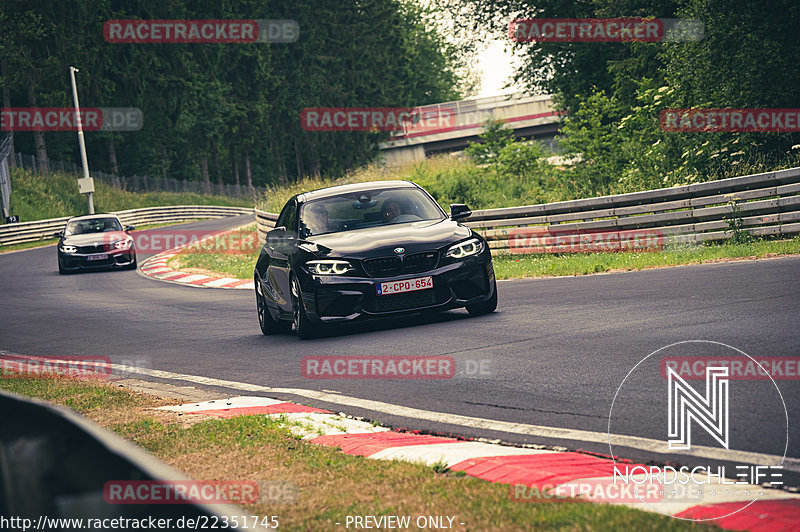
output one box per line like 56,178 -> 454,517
445,237 -> 484,259
60,245 -> 77,253
305,259 -> 354,275
114,237 -> 134,250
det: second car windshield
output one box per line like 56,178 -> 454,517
299,188 -> 444,237
66,218 -> 123,235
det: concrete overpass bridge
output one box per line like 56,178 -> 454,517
378,93 -> 561,166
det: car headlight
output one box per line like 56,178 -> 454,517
114,238 -> 134,250
305,259 -> 353,275
60,245 -> 77,253
445,237 -> 484,259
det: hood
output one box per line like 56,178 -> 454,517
62,231 -> 130,246
308,219 -> 471,258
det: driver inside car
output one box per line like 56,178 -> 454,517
304,204 -> 329,236
381,199 -> 402,222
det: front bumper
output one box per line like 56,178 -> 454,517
299,249 -> 495,324
58,248 -> 136,271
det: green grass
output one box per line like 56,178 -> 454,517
0,237 -> 59,253
0,375 -> 711,532
254,156 -> 571,214
0,375 -> 143,413
166,223 -> 259,279
493,237 -> 800,278
2,168 -> 252,223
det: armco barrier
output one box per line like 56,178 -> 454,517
254,209 -> 279,244
468,167 -> 800,252
0,389 -> 267,530
255,167 -> 800,252
0,205 -> 254,246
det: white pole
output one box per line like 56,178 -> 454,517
70,66 -> 93,214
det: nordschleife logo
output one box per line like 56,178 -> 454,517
667,365 -> 729,450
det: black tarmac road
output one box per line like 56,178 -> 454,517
2,216 -> 798,482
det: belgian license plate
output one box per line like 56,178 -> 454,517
87,253 -> 108,261
377,276 -> 433,296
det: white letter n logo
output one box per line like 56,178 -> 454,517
667,366 -> 729,450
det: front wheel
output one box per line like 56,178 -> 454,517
256,276 -> 290,335
466,278 -> 498,316
291,275 -> 319,339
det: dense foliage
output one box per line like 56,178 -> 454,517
0,0 -> 465,187
445,0 -> 800,196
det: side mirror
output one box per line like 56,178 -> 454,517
267,226 -> 287,243
54,231 -> 63,239
125,225 -> 135,232
450,204 -> 472,221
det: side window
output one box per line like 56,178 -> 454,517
276,200 -> 298,234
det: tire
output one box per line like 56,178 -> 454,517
291,275 -> 319,339
466,278 -> 498,316
58,261 -> 66,275
125,255 -> 138,270
256,276 -> 290,335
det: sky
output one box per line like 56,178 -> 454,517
474,39 -> 524,98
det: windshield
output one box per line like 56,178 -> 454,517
299,188 -> 445,237
65,218 -> 123,236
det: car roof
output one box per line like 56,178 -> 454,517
67,214 -> 121,222
297,180 -> 419,203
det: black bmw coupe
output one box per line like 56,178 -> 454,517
254,180 -> 497,338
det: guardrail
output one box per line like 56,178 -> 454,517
0,205 -> 254,246
253,167 -> 800,253
0,388 -> 265,529
467,167 -> 800,252
254,209 -> 279,244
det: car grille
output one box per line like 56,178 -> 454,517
77,243 -> 114,253
363,257 -> 402,277
402,251 -> 438,273
362,251 -> 439,277
364,283 -> 450,313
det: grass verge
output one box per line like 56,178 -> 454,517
493,237 -> 800,278
0,374 -> 711,531
2,168 -> 252,224
166,223 -> 259,279
166,224 -> 800,281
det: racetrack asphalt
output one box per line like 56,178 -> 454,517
2,215 -> 798,484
